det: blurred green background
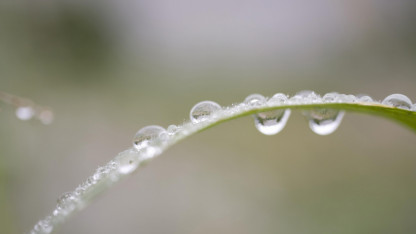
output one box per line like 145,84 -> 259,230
1,0 -> 416,233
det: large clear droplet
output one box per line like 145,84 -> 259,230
244,94 -> 266,107
15,106 -> 34,120
305,109 -> 345,135
117,149 -> 140,174
382,94 -> 412,110
254,109 -> 291,135
190,101 -> 221,123
133,125 -> 166,151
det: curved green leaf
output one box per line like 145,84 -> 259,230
30,94 -> 416,234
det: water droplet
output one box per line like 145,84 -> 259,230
322,92 -> 339,103
268,93 -> 288,105
117,149 -> 140,174
382,94 -> 412,110
167,124 -> 179,135
33,218 -> 53,234
305,109 -> 345,135
190,101 -> 221,123
141,145 -> 161,160
15,106 -> 34,120
337,94 -> 357,103
254,109 -> 291,135
133,125 -> 166,151
52,209 -> 60,216
244,94 -> 266,107
290,90 -> 320,103
57,192 -> 76,209
357,95 -> 373,103
38,109 -> 54,125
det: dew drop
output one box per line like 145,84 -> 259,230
305,109 -> 345,135
33,218 -> 53,234
254,109 -> 291,135
338,94 -> 357,103
382,94 -> 412,110
244,94 -> 266,107
133,125 -> 166,151
141,145 -> 162,160
38,109 -> 54,125
117,149 -> 140,174
357,95 -> 373,103
57,192 -> 75,209
190,101 -> 221,123
322,92 -> 339,103
268,93 -> 288,105
15,106 -> 34,120
167,124 -> 179,135
290,90 -> 320,103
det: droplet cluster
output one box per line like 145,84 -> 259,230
31,91 -> 415,234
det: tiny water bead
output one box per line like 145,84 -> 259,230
244,94 -> 266,107
116,149 -> 141,174
31,218 -> 53,234
382,94 -> 412,110
322,92 -> 339,103
254,109 -> 291,135
133,125 -> 166,151
167,124 -> 179,135
190,101 -> 222,123
304,109 -> 345,135
268,93 -> 288,105
57,192 -> 75,206
357,95 -> 373,103
290,90 -> 320,104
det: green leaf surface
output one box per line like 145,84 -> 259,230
31,97 -> 416,234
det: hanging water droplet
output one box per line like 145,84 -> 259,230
15,106 -> 34,120
382,94 -> 412,110
133,125 -> 166,151
268,93 -> 288,105
254,109 -> 291,135
190,101 -> 221,123
305,109 -> 345,135
117,149 -> 140,174
244,94 -> 266,107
